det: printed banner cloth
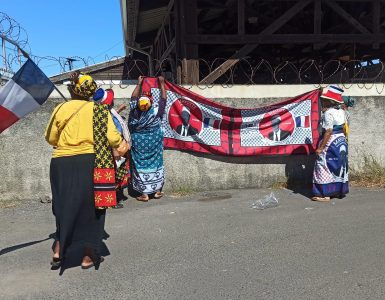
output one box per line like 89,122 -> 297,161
141,78 -> 321,156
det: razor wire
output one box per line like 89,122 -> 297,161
0,12 -> 29,51
0,12 -> 30,81
70,56 -> 385,92
3,54 -> 385,91
1,12 -> 385,92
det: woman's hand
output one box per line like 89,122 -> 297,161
70,71 -> 80,83
315,148 -> 323,156
138,76 -> 145,84
158,76 -> 165,85
112,148 -> 121,161
116,104 -> 127,113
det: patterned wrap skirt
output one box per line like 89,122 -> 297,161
313,130 -> 349,197
130,126 -> 165,194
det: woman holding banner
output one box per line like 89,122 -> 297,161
312,86 -> 349,202
128,76 -> 167,201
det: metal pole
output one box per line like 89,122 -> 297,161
0,34 -> 68,102
2,37 -> 6,70
0,34 -> 29,58
18,48 -> 21,67
53,85 -> 68,102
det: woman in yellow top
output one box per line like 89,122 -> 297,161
45,72 -> 122,270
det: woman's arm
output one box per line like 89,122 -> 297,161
315,129 -> 332,156
129,76 -> 144,120
107,113 -> 123,148
116,104 -> 127,114
157,76 -> 167,118
159,76 -> 166,99
44,104 -> 64,146
316,109 -> 334,155
131,75 -> 144,98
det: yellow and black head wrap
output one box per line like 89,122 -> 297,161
70,72 -> 97,99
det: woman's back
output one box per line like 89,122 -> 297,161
45,100 -> 121,158
322,107 -> 346,129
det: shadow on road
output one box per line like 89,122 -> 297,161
0,233 -> 55,256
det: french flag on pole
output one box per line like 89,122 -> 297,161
0,59 -> 54,133
295,115 -> 310,127
203,117 -> 221,129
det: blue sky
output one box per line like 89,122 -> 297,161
2,0 -> 125,75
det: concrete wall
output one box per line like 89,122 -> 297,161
0,84 -> 383,202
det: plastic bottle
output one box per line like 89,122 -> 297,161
251,192 -> 279,210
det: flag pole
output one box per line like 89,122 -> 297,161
16,46 -> 68,102
52,85 -> 68,102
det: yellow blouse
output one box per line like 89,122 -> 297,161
45,100 -> 122,158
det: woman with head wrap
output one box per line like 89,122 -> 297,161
93,88 -> 131,209
312,86 -> 350,202
128,76 -> 167,201
45,72 -> 124,269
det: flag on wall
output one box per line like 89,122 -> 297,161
203,117 -> 221,129
295,115 -> 310,127
0,59 -> 54,133
140,77 -> 321,156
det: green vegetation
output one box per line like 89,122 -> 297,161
169,187 -> 195,198
270,179 -> 288,189
0,200 -> 20,209
350,155 -> 385,188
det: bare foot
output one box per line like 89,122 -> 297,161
154,191 -> 164,199
311,196 -> 331,202
53,240 -> 60,259
50,241 -> 61,267
81,255 -> 104,269
136,194 -> 149,202
81,255 -> 93,268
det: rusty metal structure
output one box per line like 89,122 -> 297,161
120,0 -> 385,84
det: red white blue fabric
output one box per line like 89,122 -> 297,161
312,131 -> 349,197
321,86 -> 344,103
140,77 -> 321,156
0,59 -> 54,133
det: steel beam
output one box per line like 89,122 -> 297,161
199,0 -> 312,84
187,34 -> 385,44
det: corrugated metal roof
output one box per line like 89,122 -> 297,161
121,0 -> 171,54
50,57 -> 126,83
137,6 -> 168,34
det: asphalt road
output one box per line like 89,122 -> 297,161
1,187 -> 385,300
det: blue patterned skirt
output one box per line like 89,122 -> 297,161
313,131 -> 349,197
131,126 -> 164,194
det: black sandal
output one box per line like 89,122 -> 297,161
81,256 -> 104,270
50,257 -> 61,269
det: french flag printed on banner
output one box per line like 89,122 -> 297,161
0,59 -> 54,133
203,117 -> 221,129
295,115 -> 310,127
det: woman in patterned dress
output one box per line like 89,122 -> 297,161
128,76 -> 167,201
312,86 -> 349,202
